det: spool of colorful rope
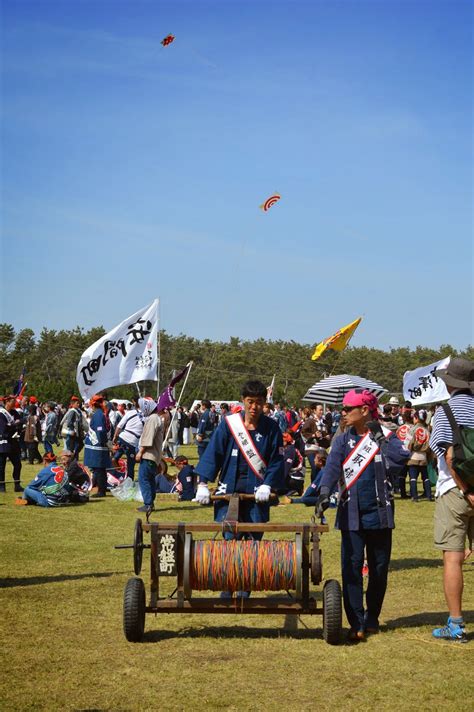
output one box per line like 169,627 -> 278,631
190,539 -> 296,592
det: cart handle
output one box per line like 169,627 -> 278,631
210,493 -> 278,501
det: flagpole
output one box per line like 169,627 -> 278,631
156,298 -> 161,398
163,361 -> 194,444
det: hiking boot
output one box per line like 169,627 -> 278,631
14,484 -> 24,493
432,617 -> 467,643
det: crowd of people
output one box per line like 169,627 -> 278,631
1,357 -> 472,643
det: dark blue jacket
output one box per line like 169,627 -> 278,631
197,409 -> 214,442
84,410 -> 111,469
196,413 -> 284,522
319,427 -> 409,531
177,464 -> 196,501
0,408 -> 14,454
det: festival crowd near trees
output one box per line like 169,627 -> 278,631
0,323 -> 472,404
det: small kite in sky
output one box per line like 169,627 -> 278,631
260,193 -> 281,212
161,34 -> 175,47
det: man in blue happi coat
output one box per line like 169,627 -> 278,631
195,379 -> 284,539
316,389 -> 409,641
21,451 -> 90,507
195,400 -> 215,459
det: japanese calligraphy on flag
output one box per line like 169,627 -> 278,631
76,299 -> 159,399
403,357 -> 450,406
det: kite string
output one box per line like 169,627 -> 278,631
190,539 -> 296,592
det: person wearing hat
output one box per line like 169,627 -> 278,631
135,398 -> 169,513
84,395 -> 111,497
316,389 -> 410,641
24,403 -> 43,465
0,395 -> 24,492
429,357 -> 474,643
388,396 -> 404,426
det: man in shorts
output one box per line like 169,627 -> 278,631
429,357 -> 474,643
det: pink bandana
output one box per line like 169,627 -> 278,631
342,389 -> 379,419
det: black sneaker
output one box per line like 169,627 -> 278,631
14,485 -> 24,493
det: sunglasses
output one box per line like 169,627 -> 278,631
341,405 -> 361,413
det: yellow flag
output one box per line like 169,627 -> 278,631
311,317 -> 362,361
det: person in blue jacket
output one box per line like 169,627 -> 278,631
21,451 -> 90,507
316,388 -> 410,641
195,379 -> 285,537
84,394 -> 111,497
282,447 -> 328,506
195,400 -> 214,459
174,455 -> 197,501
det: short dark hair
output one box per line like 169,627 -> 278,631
201,399 -> 211,409
174,455 -> 189,465
220,403 -> 229,410
241,380 -> 267,399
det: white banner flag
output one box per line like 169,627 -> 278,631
76,299 -> 159,399
403,356 -> 450,406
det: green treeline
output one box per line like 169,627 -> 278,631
0,323 -> 472,405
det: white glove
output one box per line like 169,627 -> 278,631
196,482 -> 210,505
255,484 -> 271,502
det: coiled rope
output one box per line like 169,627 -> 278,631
190,539 -> 296,591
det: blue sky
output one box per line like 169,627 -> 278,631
1,0 -> 472,350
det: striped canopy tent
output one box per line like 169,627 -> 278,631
302,374 -> 387,406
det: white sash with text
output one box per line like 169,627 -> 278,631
225,413 -> 267,481
341,427 -> 390,494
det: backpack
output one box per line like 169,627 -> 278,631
442,404 -> 474,488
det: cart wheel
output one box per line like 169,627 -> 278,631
123,577 -> 146,642
133,519 -> 143,576
322,579 -> 342,645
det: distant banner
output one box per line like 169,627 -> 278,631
76,299 -> 159,400
403,357 -> 450,406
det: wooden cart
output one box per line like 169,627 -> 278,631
116,494 -> 342,644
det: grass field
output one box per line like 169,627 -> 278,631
1,446 -> 473,711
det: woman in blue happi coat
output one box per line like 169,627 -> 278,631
22,451 -> 90,507
195,380 -> 284,530
316,389 -> 410,641
84,394 -> 111,497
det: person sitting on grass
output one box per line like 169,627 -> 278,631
18,451 -> 91,507
174,455 -> 197,501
